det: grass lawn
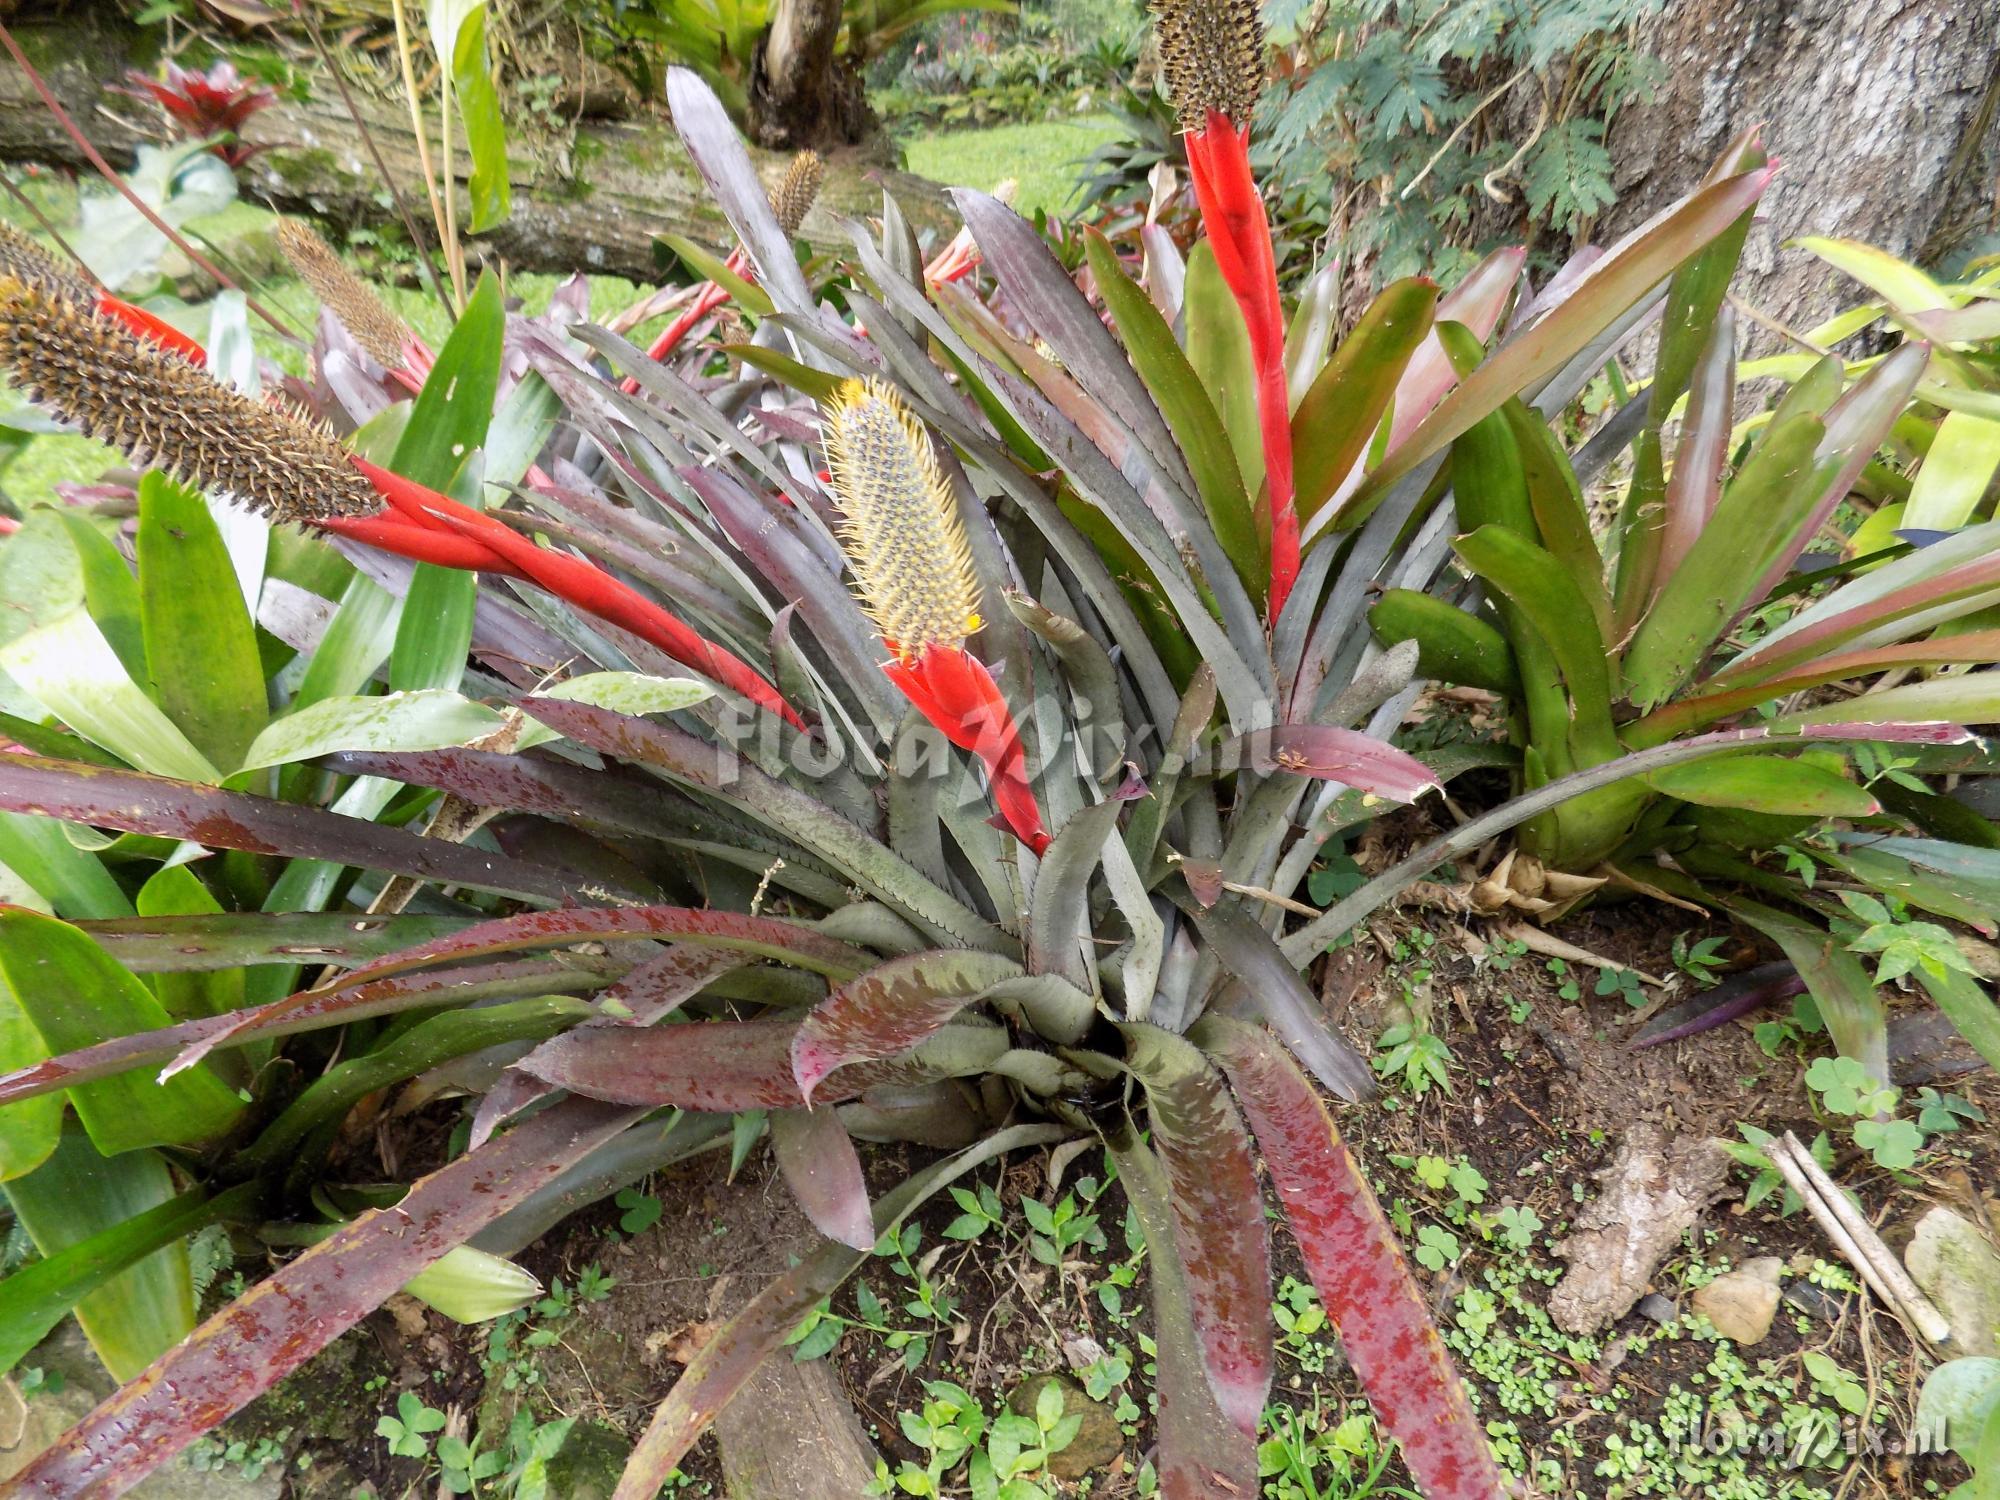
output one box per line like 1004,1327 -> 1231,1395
901,114 -> 1123,220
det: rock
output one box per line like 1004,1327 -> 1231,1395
1906,1207 -> 2000,1358
1692,1257 -> 1785,1346
1636,1293 -> 1679,1324
1005,1375 -> 1124,1481
1548,1123 -> 1734,1334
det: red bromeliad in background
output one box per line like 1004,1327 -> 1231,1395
1153,0 -> 1297,623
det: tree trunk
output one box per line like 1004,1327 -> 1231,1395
0,10 -> 938,282
1603,0 -> 2000,338
747,0 -> 875,149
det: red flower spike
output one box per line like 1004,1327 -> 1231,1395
1185,117 -> 1298,620
95,293 -> 207,367
348,458 -> 806,729
883,644 -> 1049,854
316,514 -> 513,574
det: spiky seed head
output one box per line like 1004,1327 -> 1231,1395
275,218 -> 414,369
1152,0 -> 1265,132
820,377 -> 982,660
769,151 -> 824,237
0,219 -> 92,308
0,276 -> 379,523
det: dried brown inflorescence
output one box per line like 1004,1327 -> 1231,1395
768,150 -> 824,237
0,275 -> 379,523
1151,0 -> 1265,132
275,217 -> 414,369
0,219 -> 93,308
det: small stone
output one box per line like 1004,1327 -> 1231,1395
1635,1293 -> 1678,1325
1906,1207 -> 2000,1358
1781,1281 -> 1842,1323
1005,1375 -> 1123,1481
1692,1257 -> 1784,1346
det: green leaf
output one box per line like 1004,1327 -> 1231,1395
1368,590 -> 1519,695
388,270 -> 505,693
3,1126 -> 194,1381
135,866 -> 243,1025
1729,898 -> 1887,1086
1905,411 -> 2000,530
661,235 -> 776,318
1795,236 -> 1951,314
725,343 -> 844,403
1184,242 -> 1263,512
1084,229 -> 1263,604
513,672 -> 714,749
241,690 -> 506,772
1917,967 -> 2000,1077
451,6 -> 511,232
0,949 -> 61,1180
0,812 -> 132,921
1646,755 -> 1878,818
0,610 -> 221,783
0,1180 -> 257,1376
55,513 -> 146,687
1453,525 -> 1617,757
294,574 -> 400,709
1292,276 -> 1436,530
402,1245 -> 540,1323
0,907 -> 246,1154
137,473 -> 269,771
1622,413 -> 1830,709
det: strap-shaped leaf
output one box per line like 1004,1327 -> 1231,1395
1293,275 -> 1438,529
1645,754 -> 1878,818
770,1107 -> 874,1251
1195,1016 -> 1506,1500
791,949 -> 1023,1103
1120,1021 -> 1272,1436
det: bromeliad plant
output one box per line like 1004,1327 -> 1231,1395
0,20 -> 1986,1500
1368,130 -> 2000,1085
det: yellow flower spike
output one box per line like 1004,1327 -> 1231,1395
820,377 -> 983,661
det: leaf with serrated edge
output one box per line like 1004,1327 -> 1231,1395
791,950 -> 1022,1103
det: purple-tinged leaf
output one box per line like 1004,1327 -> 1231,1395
1630,963 -> 1804,1049
0,960 -> 597,1113
611,1123 -> 1068,1500
471,945 -> 751,1149
0,754 -> 587,902
8,1097 -> 644,1495
523,1018 -> 1008,1111
1121,1022 -> 1272,1437
791,950 -> 1023,1103
770,1107 -> 874,1250
1346,168 -> 1776,526
162,905 -> 863,1081
1218,725 -> 1441,803
68,911 -> 474,973
1027,799 -> 1126,991
1188,901 -> 1375,1102
1655,301 -> 1736,586
1107,1135 -> 1259,1500
1196,1016 -> 1505,1500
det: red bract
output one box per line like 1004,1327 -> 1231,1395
95,292 -> 207,366
1185,113 -> 1298,621
882,643 -> 1050,854
120,61 -> 277,168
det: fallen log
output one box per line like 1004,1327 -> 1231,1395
0,9 -> 952,282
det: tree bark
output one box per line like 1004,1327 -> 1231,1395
0,11 -> 940,282
1603,0 -> 2000,338
747,0 -> 874,149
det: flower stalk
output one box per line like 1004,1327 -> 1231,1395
1154,0 -> 1297,620
821,377 -> 1050,853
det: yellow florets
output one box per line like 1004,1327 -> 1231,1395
820,377 -> 983,660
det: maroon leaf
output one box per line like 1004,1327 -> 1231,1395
770,1107 -> 875,1250
0,754 -> 587,902
613,1122 -> 1069,1500
1120,1022 -> 1272,1436
1219,726 -> 1441,802
791,949 -> 1023,1103
0,960 -> 587,1112
8,1097 -> 644,1494
1108,1135 -> 1260,1500
1197,1016 -> 1506,1499
163,905 -> 863,1080
471,944 -> 751,1149
521,1018 -> 1008,1112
